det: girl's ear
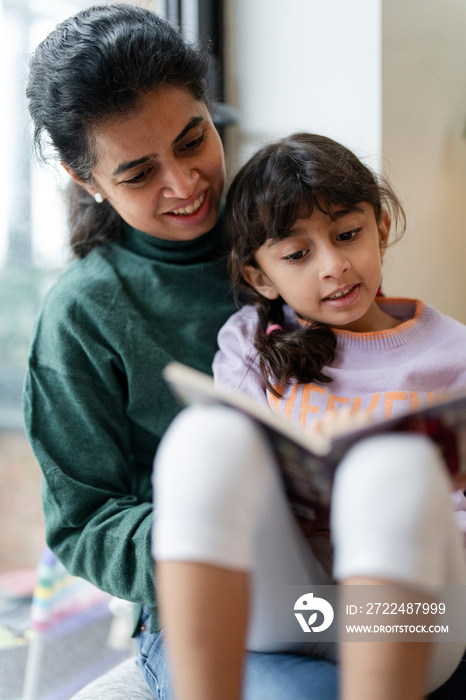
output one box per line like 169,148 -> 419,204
378,210 -> 391,257
241,264 -> 280,300
61,162 -> 102,200
377,209 -> 391,257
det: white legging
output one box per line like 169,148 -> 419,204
152,405 -> 466,693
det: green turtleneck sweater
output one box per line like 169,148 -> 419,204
23,220 -> 236,631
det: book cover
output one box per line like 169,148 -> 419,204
163,362 -> 466,523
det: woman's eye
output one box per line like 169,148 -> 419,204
337,228 -> 361,241
183,133 -> 206,151
125,169 -> 151,185
284,250 -> 308,261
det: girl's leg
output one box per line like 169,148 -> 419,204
339,575 -> 434,700
156,563 -> 339,700
331,434 -> 466,700
156,561 -> 248,700
151,405 -> 336,700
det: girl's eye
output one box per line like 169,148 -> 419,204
337,228 -> 361,241
284,250 -> 308,261
183,133 -> 206,151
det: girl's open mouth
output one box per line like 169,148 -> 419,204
323,283 -> 360,308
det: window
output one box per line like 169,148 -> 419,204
1,1 -> 102,428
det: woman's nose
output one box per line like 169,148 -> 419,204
160,160 -> 199,199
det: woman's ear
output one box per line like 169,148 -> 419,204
378,210 -> 391,257
61,161 -> 101,200
241,264 -> 280,300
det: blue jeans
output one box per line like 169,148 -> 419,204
136,613 -> 466,700
136,611 -> 339,700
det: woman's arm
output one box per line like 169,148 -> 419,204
23,278 -> 165,606
25,362 -> 156,604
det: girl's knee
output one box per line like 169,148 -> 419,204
153,407 -> 277,568
154,405 -> 272,496
331,434 -> 457,585
333,433 -> 450,509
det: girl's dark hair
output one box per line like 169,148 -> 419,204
26,3 -> 210,257
225,133 -> 406,396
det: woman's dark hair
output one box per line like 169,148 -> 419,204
26,3 -> 210,257
225,133 -> 406,396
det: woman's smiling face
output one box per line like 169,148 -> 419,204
73,86 -> 226,241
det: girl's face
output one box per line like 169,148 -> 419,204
67,86 -> 226,240
242,203 -> 391,333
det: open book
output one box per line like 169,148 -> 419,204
163,362 -> 466,523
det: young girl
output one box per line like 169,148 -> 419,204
152,133 -> 466,700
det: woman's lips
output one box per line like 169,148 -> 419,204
169,191 -> 206,216
163,189 -> 211,227
323,283 -> 360,308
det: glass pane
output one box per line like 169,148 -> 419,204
0,0 -> 99,429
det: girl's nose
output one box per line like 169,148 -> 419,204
319,246 -> 350,279
161,160 -> 199,199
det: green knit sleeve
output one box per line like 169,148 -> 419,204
23,274 -> 158,608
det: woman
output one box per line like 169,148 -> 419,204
23,4 -> 339,699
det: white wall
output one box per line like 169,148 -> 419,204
226,0 -> 466,323
225,0 -> 382,174
382,0 -> 466,323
